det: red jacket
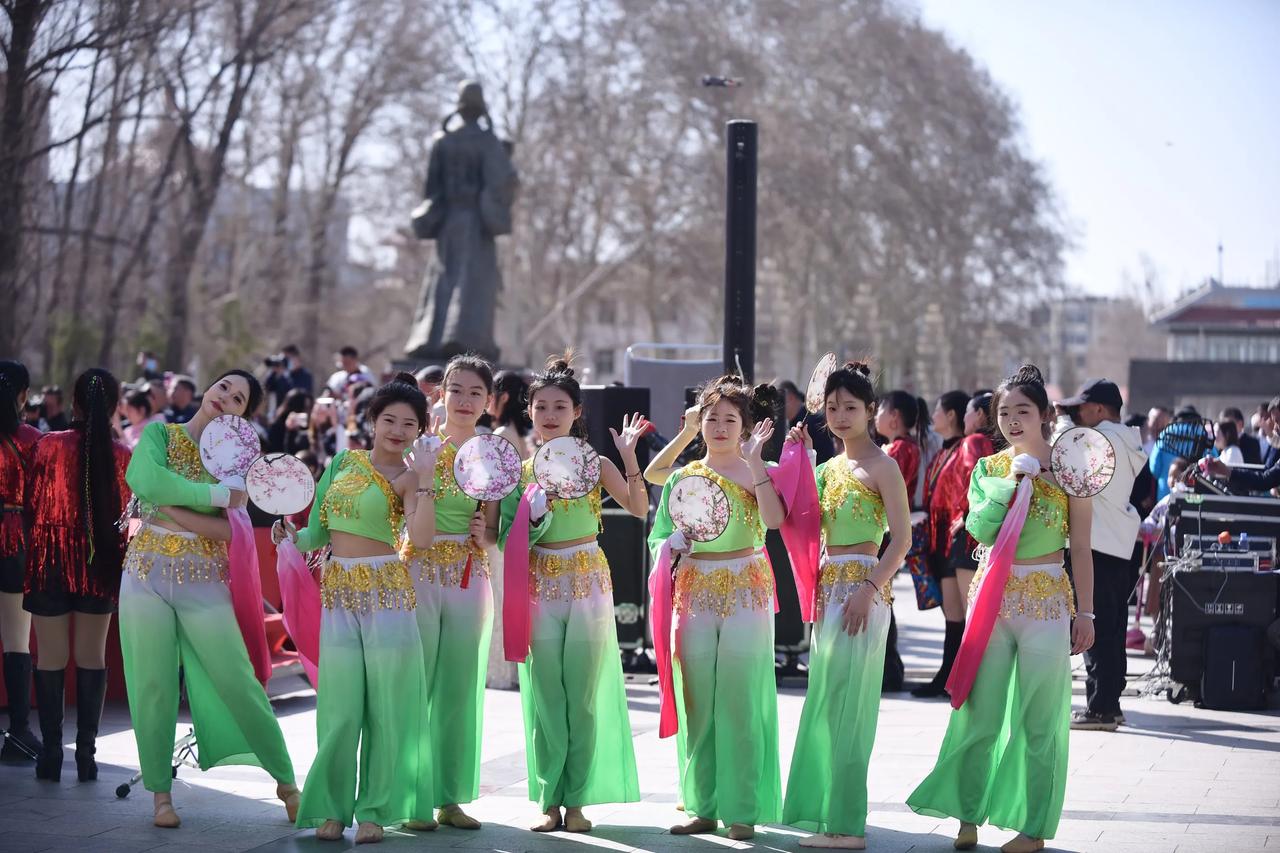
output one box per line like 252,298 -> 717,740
924,433 -> 994,564
0,424 -> 42,558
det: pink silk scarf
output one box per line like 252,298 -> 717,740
502,482 -> 540,662
227,507 -> 272,688
275,538 -> 320,688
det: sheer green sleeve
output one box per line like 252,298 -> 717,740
647,475 -> 677,562
496,475 -> 552,550
964,457 -> 1017,546
124,421 -> 218,508
295,451 -> 344,553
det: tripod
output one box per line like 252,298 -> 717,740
115,728 -> 199,798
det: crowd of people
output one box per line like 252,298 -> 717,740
1,344 -> 1277,852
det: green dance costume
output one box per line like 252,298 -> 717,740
119,422 -> 295,793
648,460 -> 781,827
293,449 -> 431,828
784,457 -> 895,837
498,460 -> 640,811
908,449 -> 1074,839
400,439 -> 491,809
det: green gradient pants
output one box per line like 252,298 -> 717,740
518,543 -> 639,810
118,533 -> 295,794
784,555 -> 891,837
409,535 -> 493,808
908,561 -> 1072,839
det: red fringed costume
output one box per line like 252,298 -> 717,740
923,432 -> 994,572
23,430 -> 131,601
0,424 -> 42,558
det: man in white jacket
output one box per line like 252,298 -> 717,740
1057,379 -> 1149,731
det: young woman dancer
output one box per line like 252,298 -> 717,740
913,391 -> 994,699
0,360 -> 42,763
497,356 -> 645,832
121,370 -> 299,829
276,372 -> 437,843
783,362 -> 911,849
644,376 -> 785,842
488,369 -> 532,461
25,369 -> 130,782
908,365 -> 1095,853
399,354 -> 500,832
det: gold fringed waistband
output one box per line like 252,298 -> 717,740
675,553 -> 772,617
970,560 -> 1075,621
818,555 -> 894,615
124,526 -> 228,584
403,536 -> 489,586
321,558 -> 416,612
530,543 -> 612,601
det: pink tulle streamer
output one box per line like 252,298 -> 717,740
227,507 -> 272,688
502,483 -> 539,662
946,478 -> 1033,709
276,538 -> 320,688
648,541 -> 679,738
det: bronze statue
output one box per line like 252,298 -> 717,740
406,81 -> 518,361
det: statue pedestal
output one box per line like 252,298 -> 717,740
484,544 -> 519,690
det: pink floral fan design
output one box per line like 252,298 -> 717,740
670,474 -> 731,543
453,433 -> 522,502
1050,426 -> 1116,498
199,415 -> 262,482
246,453 -> 316,516
805,353 -> 838,415
533,436 -> 601,500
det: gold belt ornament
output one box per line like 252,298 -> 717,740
405,538 -> 488,586
530,547 -> 612,601
124,528 -> 228,584
970,563 -> 1075,621
817,558 -> 894,613
674,556 -> 772,617
321,560 -> 416,611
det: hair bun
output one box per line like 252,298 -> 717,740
393,371 -> 418,386
1010,364 -> 1045,386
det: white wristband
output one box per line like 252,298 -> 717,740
208,484 -> 231,508
1076,611 -> 1095,620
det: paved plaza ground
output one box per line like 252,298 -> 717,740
2,575 -> 1277,853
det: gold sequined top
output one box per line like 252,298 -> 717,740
817,456 -> 887,548
296,450 -> 404,552
966,449 -> 1070,559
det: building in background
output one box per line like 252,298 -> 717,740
1129,280 -> 1280,415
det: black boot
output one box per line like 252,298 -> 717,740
75,667 -> 107,782
1,651 -> 42,762
33,668 -> 64,782
912,620 -> 965,698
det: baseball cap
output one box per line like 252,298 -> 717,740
1057,378 -> 1123,411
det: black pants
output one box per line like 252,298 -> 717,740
1083,549 -> 1139,715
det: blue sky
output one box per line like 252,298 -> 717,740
912,0 -> 1280,301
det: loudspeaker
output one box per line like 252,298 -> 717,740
599,507 -> 649,650
581,385 -> 651,473
1169,569 -> 1276,687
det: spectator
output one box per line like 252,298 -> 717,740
136,350 -> 161,380
266,388 -> 313,455
22,396 -> 42,427
1057,380 -> 1146,732
488,370 -> 532,460
325,345 -> 370,395
416,365 -> 446,422
121,388 -> 165,448
164,375 -> 198,423
39,386 -> 69,431
282,344 -> 314,394
773,378 -> 835,464
1220,407 -> 1261,464
307,396 -> 343,465
1263,396 -> 1280,470
1205,398 -> 1280,493
263,354 -> 292,413
145,379 -> 168,417
1215,419 -> 1244,466
1144,406 -> 1171,455
1150,406 -> 1212,499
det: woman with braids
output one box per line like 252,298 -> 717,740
0,360 -> 43,763
497,355 -> 646,833
782,362 -> 911,850
487,369 -> 532,460
913,390 -> 995,700
398,354 -> 499,832
121,370 -> 299,829
643,376 -> 785,842
24,370 -> 130,782
909,365 -> 1095,853
276,372 -> 438,843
